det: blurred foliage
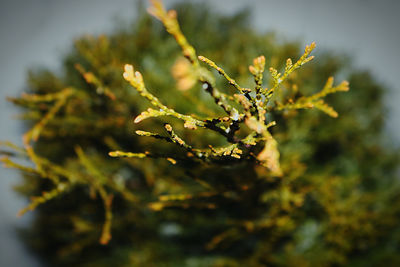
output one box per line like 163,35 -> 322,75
1,1 -> 400,266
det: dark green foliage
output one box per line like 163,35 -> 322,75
2,1 -> 399,266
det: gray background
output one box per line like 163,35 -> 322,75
0,0 -> 399,266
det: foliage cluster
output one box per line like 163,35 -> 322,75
1,1 -> 399,266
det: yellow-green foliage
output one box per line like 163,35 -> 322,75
1,1 -> 399,266
112,1 -> 348,179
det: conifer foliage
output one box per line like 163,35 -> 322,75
1,1 -> 399,266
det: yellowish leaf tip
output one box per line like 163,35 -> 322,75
123,64 -> 134,81
135,130 -> 147,136
149,202 -> 164,211
167,9 -> 177,19
164,124 -> 173,132
99,233 -> 111,245
167,158 -> 177,164
108,151 -> 118,157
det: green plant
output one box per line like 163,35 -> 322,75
1,1 -> 399,266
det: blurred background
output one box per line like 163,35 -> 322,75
0,0 -> 399,266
